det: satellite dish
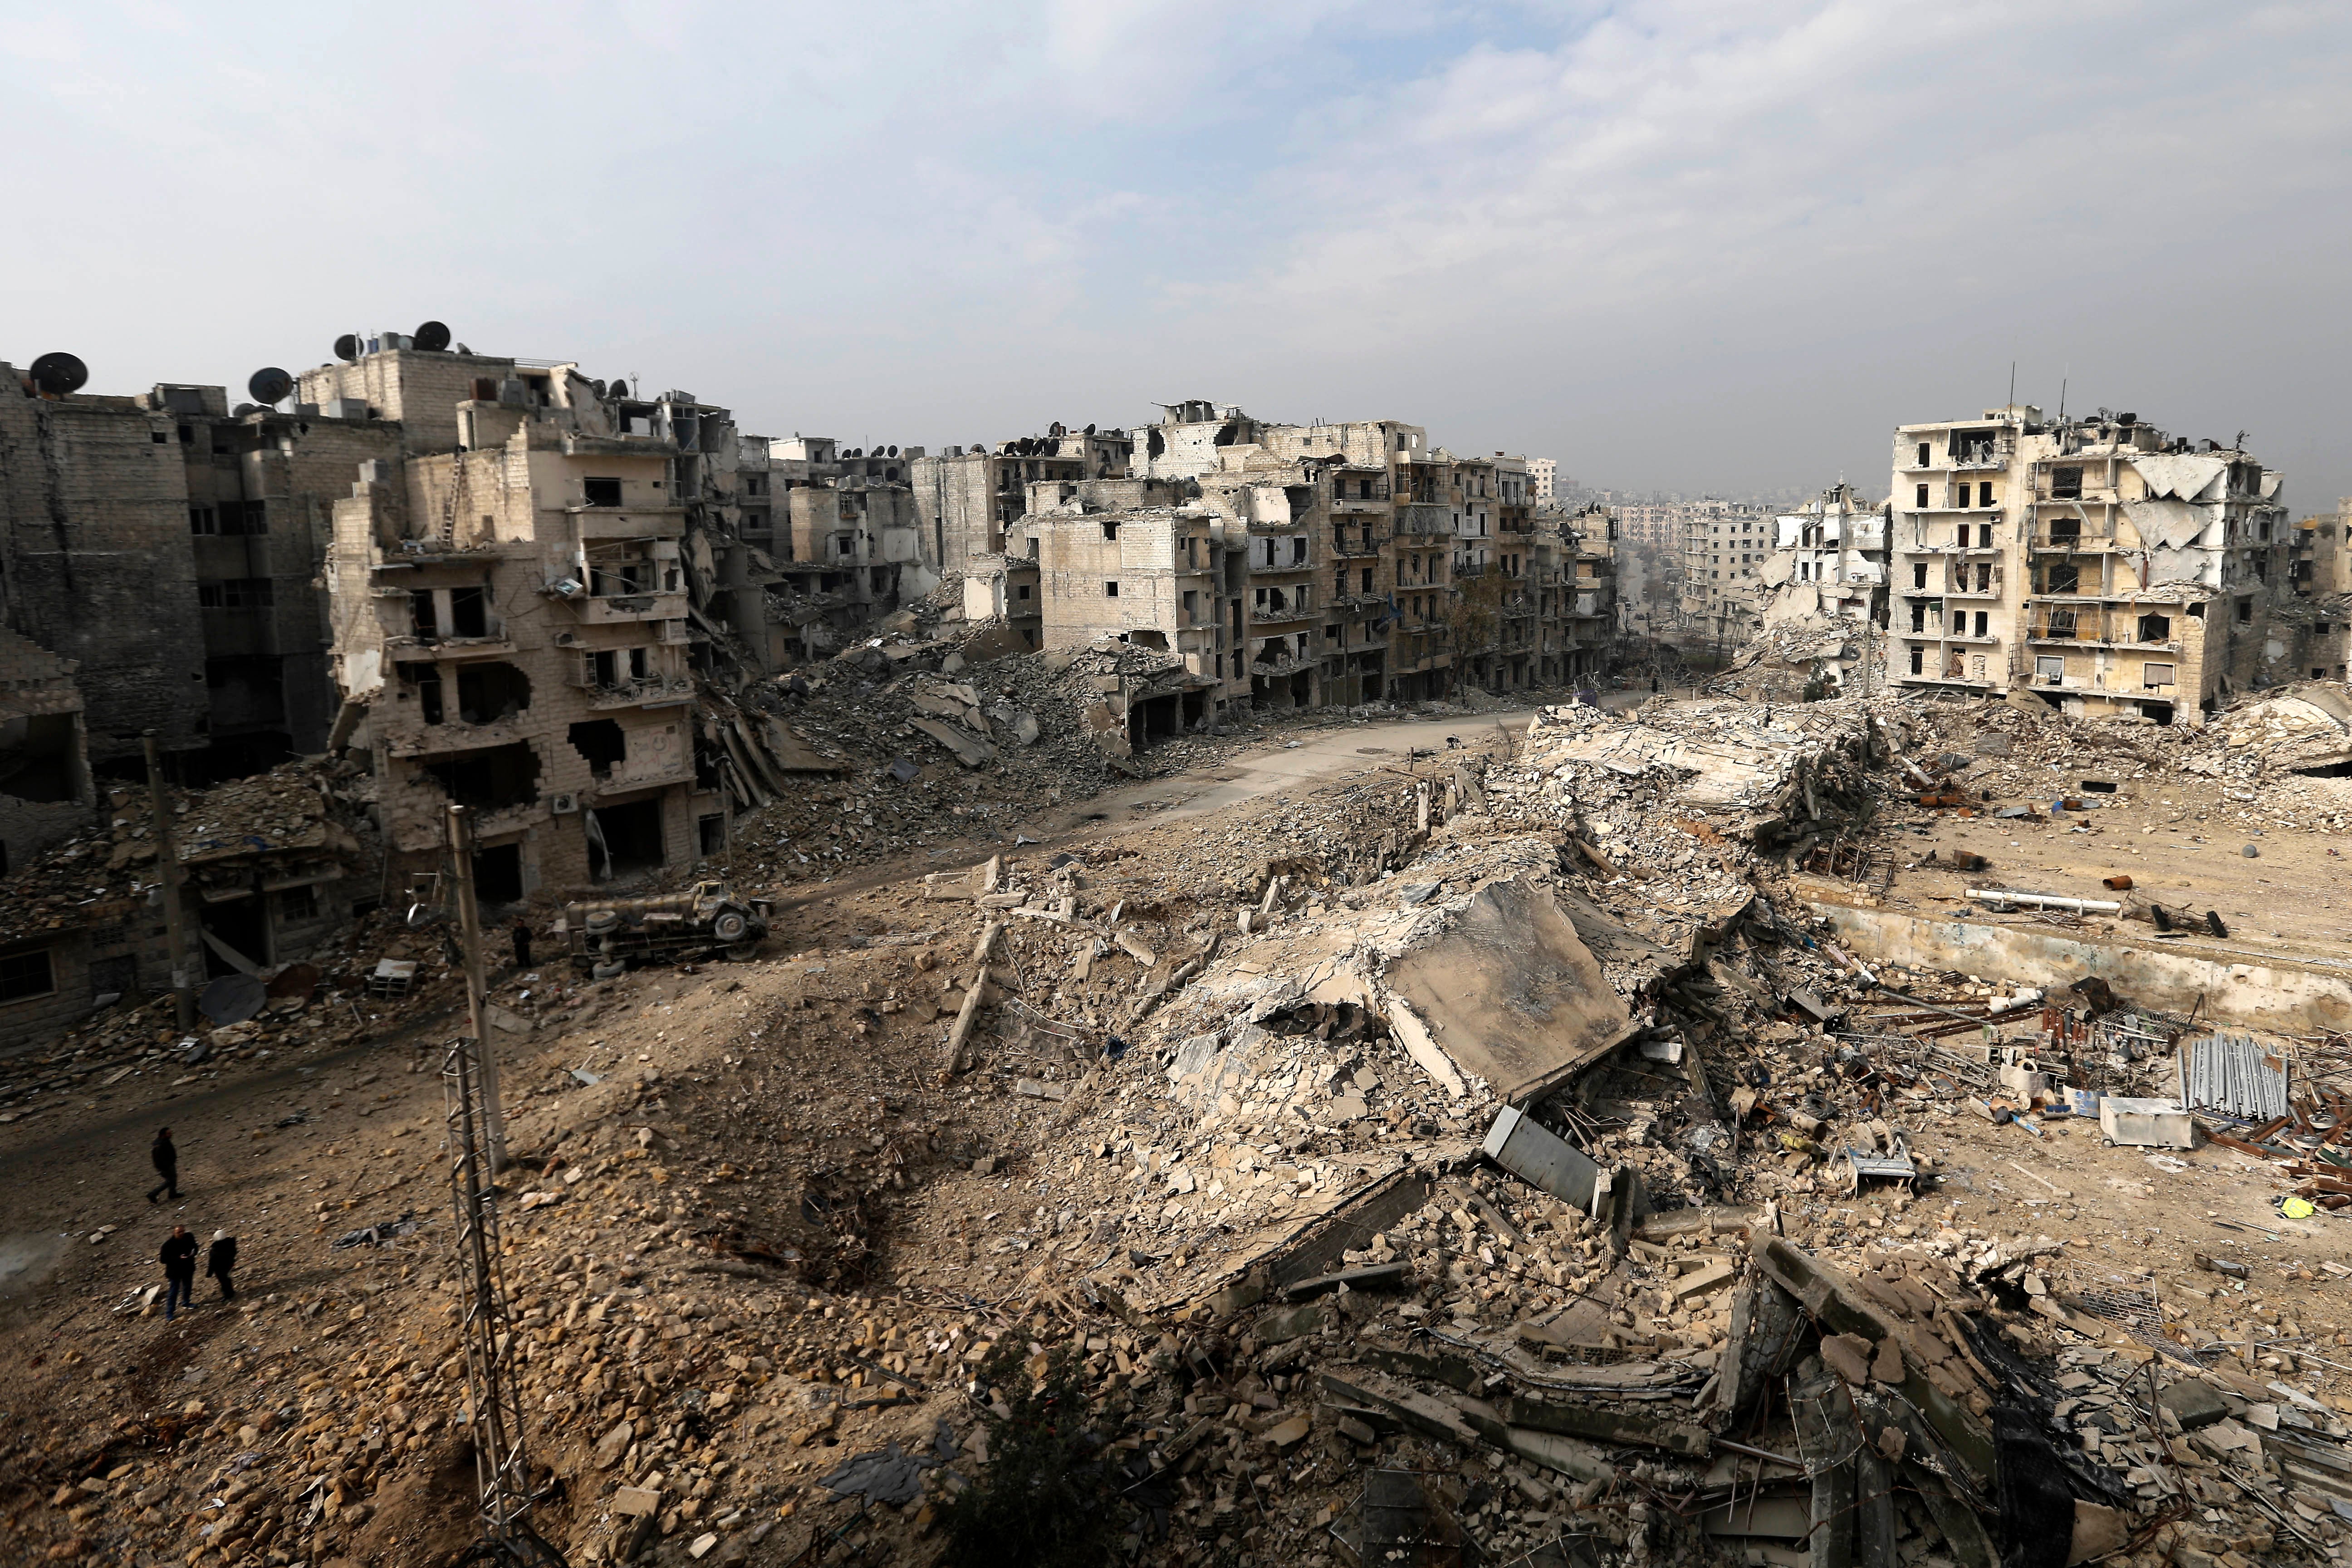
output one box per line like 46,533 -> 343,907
413,320 -> 452,353
333,333 -> 360,363
590,378 -> 607,397
887,444 -> 898,458
28,352 -> 88,395
1084,423 -> 1096,436
247,366 -> 294,405
610,379 -> 628,399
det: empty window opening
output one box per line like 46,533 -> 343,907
449,586 -> 489,638
197,895 -> 269,978
699,814 -> 727,858
2051,466 -> 2082,500
1104,581 -> 1120,598
568,719 -> 628,779
419,741 -> 540,809
454,662 -> 531,724
2136,612 -> 2171,642
2036,656 -> 2066,681
1101,521 -> 1119,541
2142,662 -> 2176,688
583,477 -> 623,507
471,843 -> 524,905
0,713 -> 82,804
2236,598 -> 2254,623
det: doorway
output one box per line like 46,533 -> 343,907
198,896 -> 270,978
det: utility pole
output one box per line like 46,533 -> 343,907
439,938 -> 556,1566
143,732 -> 195,1031
446,805 -> 508,1171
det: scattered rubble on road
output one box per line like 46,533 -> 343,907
6,686 -> 2352,1568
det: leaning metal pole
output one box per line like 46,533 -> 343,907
441,808 -> 561,1567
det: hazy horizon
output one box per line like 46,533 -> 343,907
7,2 -> 2348,512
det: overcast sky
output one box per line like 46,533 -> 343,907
8,2 -> 2349,509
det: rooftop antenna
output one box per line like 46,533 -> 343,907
2057,371 -> 2067,423
2007,360 -> 2015,411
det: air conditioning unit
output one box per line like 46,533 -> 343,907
549,793 -> 580,815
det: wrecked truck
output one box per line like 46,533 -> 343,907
555,881 -> 773,972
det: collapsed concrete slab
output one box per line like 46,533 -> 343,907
1382,877 -> 1635,1105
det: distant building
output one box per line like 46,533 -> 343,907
1529,457 -> 1558,502
1760,482 -> 1887,630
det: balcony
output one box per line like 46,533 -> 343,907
1940,576 -> 2004,599
570,508 -> 686,541
382,634 -> 516,662
570,590 -> 690,625
570,673 -> 697,710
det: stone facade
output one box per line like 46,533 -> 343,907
0,370 -> 210,766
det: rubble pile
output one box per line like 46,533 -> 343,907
12,685 -> 2352,1568
0,758 -> 371,941
713,637 -> 1254,886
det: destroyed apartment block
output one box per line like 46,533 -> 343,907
1887,404 -> 2334,724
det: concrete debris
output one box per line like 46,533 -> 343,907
8,674 -> 2352,1568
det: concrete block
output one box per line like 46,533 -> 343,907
2099,1097 -> 2192,1149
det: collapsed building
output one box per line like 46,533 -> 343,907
1887,405 -> 2333,722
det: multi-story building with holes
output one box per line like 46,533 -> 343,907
327,357 -> 724,901
1885,405 -> 2300,724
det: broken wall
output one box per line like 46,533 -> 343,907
1813,898 -> 2352,1034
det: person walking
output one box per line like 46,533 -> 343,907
204,1228 -> 237,1303
510,917 -> 533,970
159,1225 -> 197,1320
146,1126 -> 181,1204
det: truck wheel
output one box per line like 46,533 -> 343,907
712,911 -> 750,944
591,960 -> 627,980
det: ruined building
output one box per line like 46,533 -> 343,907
749,436 -> 936,664
325,353 -> 723,900
0,355 -> 427,792
1759,481 -> 1888,632
1676,497 -> 1772,650
911,425 -> 1132,574
1886,405 -> 2306,723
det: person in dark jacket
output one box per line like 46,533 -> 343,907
511,918 -> 533,970
159,1225 -> 197,1320
146,1126 -> 181,1204
205,1229 -> 237,1303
